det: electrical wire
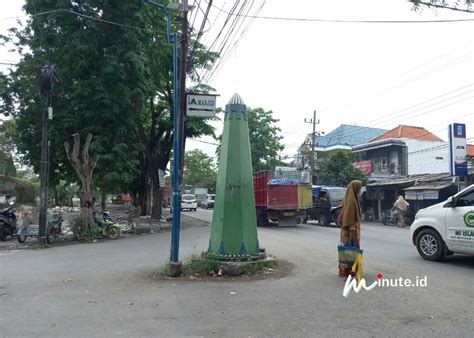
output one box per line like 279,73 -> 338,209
203,0 -> 254,82
208,2 -> 474,23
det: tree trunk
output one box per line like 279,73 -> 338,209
53,186 -> 59,206
147,159 -> 162,219
145,173 -> 151,216
151,183 -> 161,219
64,133 -> 99,227
101,193 -> 106,211
138,172 -> 148,216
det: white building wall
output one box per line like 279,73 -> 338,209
403,138 -> 449,175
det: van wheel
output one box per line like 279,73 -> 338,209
415,229 -> 445,261
319,213 -> 330,226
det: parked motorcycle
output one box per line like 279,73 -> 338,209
0,202 -> 17,241
91,212 -> 121,239
16,209 -> 63,244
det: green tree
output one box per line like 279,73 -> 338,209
217,107 -> 285,172
317,152 -> 367,187
248,108 -> 285,172
0,119 -> 18,176
410,0 -> 472,12
183,149 -> 216,189
1,0 -> 218,219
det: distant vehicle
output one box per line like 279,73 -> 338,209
254,171 -> 312,227
0,202 -> 17,241
305,186 -> 346,226
202,194 -> 215,209
181,194 -> 197,211
410,184 -> 474,261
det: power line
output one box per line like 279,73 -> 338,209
311,85 -> 474,142
191,138 -> 220,146
203,0 -> 257,83
199,1 -> 246,83
209,3 -> 474,23
204,0 -> 266,83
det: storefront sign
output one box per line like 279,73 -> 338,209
354,160 -> 372,175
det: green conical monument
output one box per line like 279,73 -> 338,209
208,93 -> 262,259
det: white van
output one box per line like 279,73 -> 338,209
181,194 -> 197,211
410,184 -> 474,261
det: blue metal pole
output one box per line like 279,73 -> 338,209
170,34 -> 181,263
143,0 -> 181,267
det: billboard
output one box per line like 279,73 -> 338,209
354,160 -> 372,175
448,123 -> 467,176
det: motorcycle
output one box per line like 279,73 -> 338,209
382,208 -> 413,227
16,209 -> 63,244
0,202 -> 17,241
91,212 -> 121,240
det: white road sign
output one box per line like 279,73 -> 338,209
186,94 -> 218,117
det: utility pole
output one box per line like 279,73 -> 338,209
178,0 -> 189,184
304,110 -> 319,184
38,64 -> 54,248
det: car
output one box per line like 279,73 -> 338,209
181,194 -> 197,211
201,194 -> 215,209
410,184 -> 474,261
305,186 -> 346,226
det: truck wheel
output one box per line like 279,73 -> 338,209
256,213 -> 269,227
319,213 -> 330,226
17,235 -> 27,243
415,229 -> 445,261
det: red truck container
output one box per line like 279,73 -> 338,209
253,171 -> 311,227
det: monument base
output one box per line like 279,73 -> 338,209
206,255 -> 274,276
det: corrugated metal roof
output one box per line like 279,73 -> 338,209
314,124 -> 387,148
367,173 -> 454,187
404,182 -> 454,191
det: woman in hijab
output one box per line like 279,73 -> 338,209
338,180 -> 363,278
392,195 -> 409,228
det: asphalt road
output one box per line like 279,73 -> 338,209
1,210 -> 473,337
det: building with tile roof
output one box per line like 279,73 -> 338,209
371,125 -> 443,142
295,124 -> 387,181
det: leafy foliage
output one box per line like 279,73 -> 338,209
410,0 -> 472,12
183,149 -> 216,189
248,108 -> 285,172
317,152 -> 367,187
217,107 -> 285,172
0,0 -> 218,216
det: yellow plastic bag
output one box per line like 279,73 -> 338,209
351,253 -> 363,283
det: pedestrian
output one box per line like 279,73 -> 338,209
338,180 -> 363,278
392,195 -> 409,228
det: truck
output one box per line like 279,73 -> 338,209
305,185 -> 346,226
253,170 -> 312,227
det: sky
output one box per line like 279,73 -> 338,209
1,0 -> 473,162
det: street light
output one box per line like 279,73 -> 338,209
143,0 -> 182,276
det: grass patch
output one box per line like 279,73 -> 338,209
155,254 -> 220,278
153,254 -> 283,279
